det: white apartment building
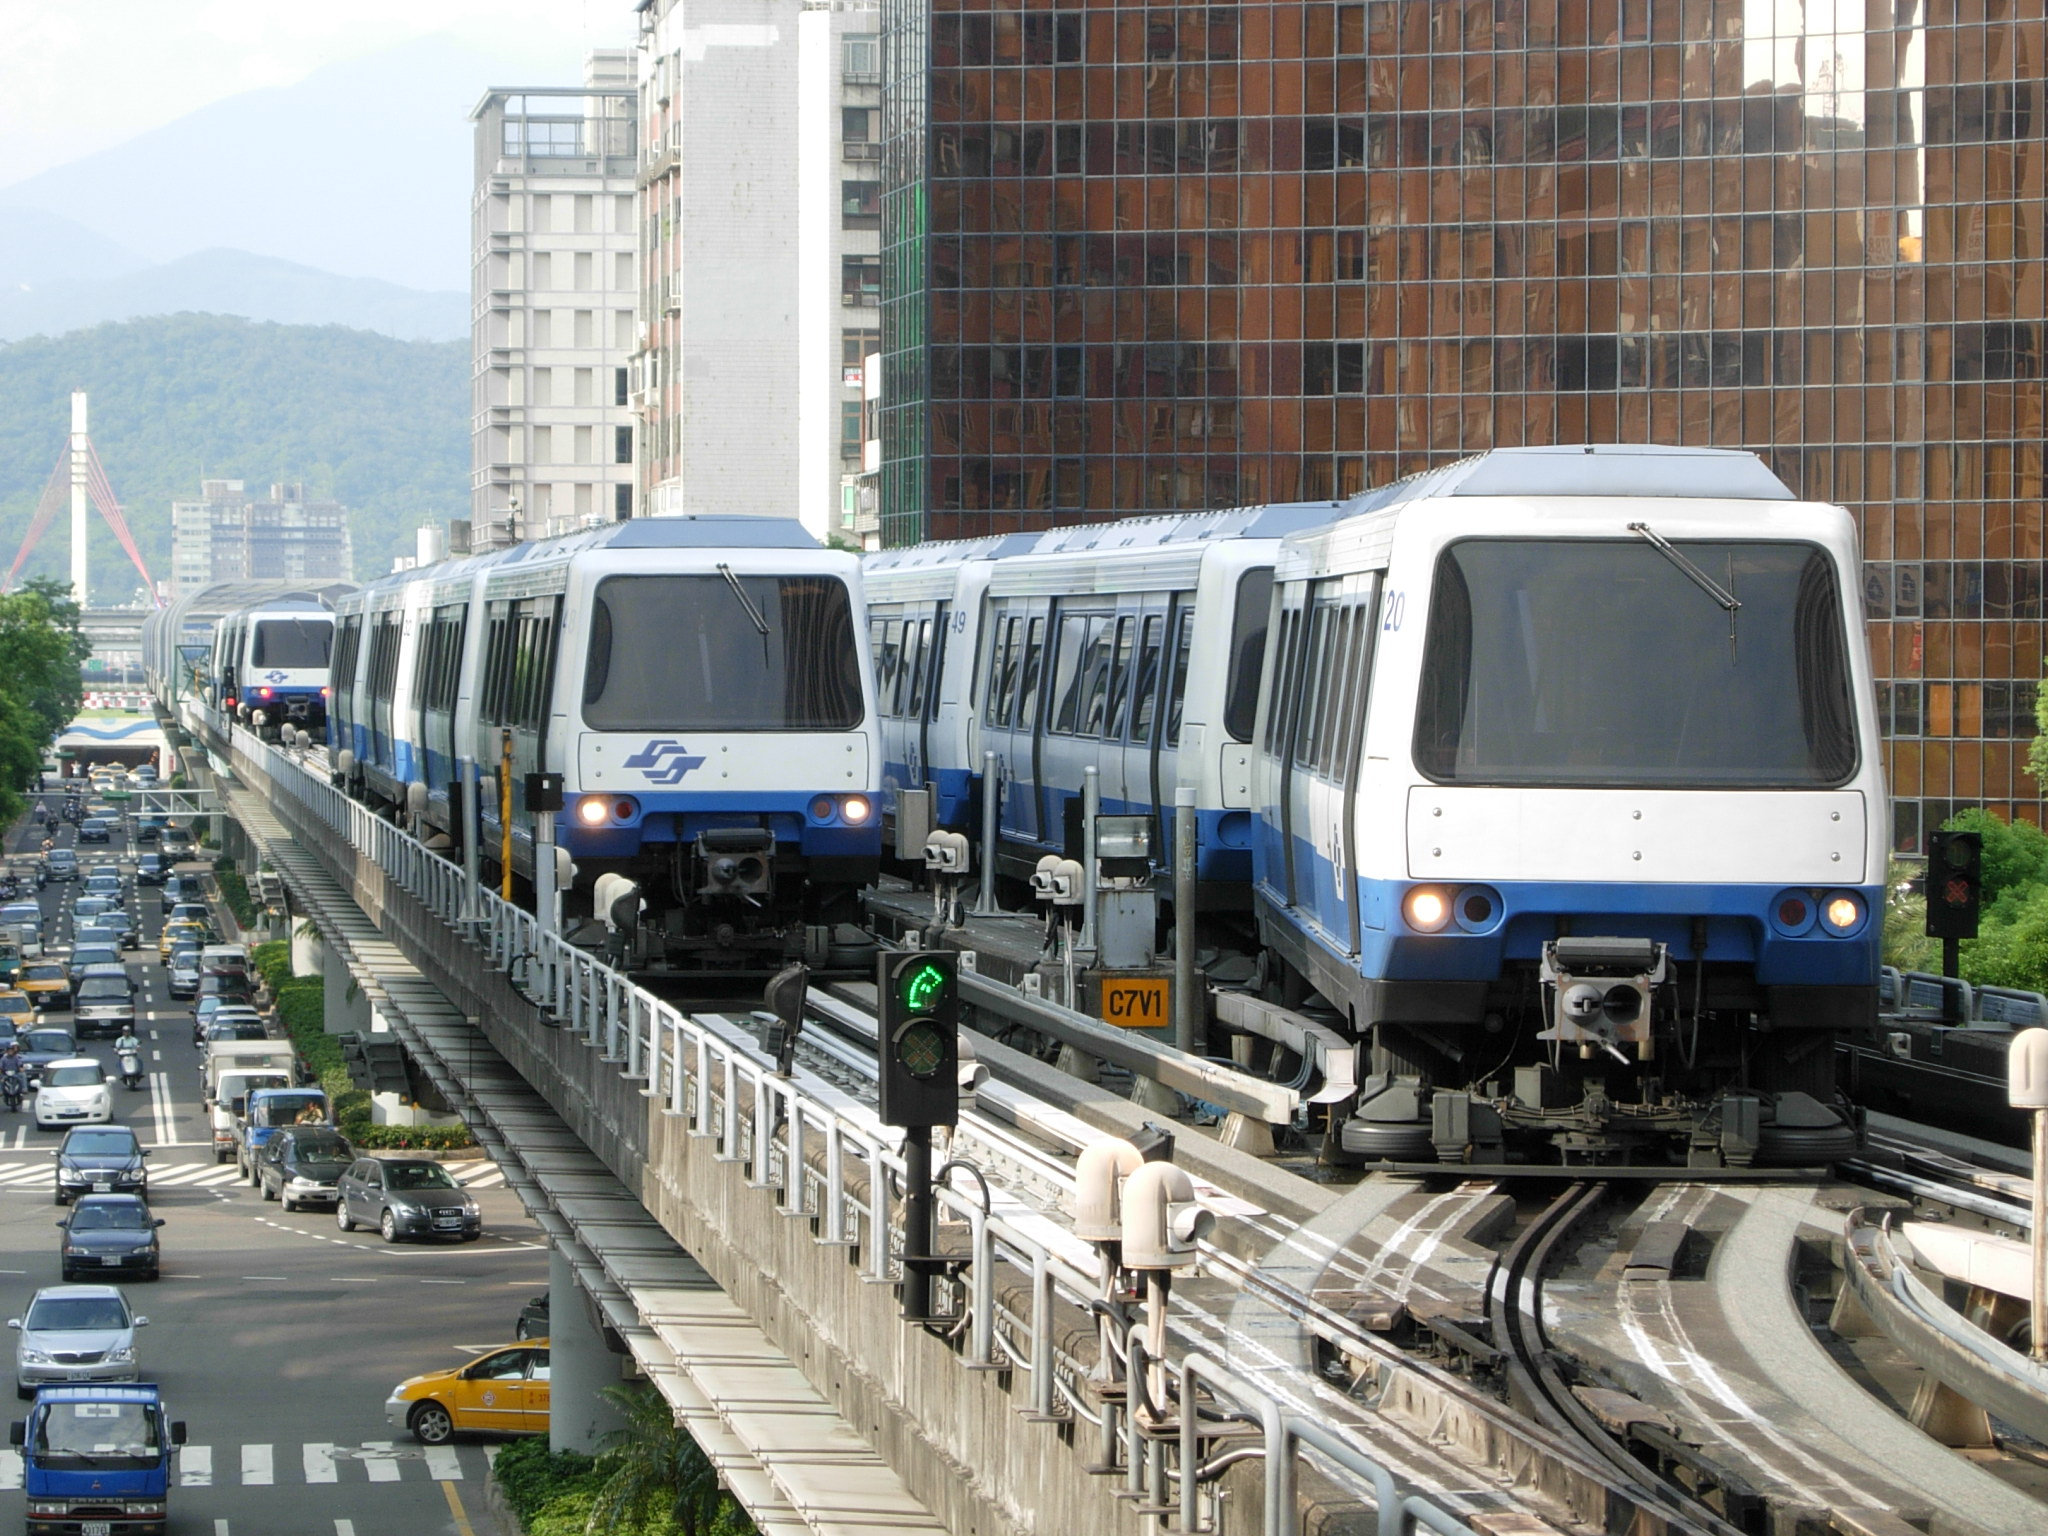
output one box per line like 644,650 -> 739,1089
469,53 -> 640,547
170,480 -> 353,598
631,1 -> 879,538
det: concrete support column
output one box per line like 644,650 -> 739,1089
322,945 -> 370,1037
549,1245 -> 628,1454
290,921 -> 325,982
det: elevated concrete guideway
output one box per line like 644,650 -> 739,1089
185,712 -> 1521,1536
192,738 -> 942,1536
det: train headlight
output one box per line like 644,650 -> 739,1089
1821,892 -> 1865,935
1769,892 -> 1816,937
1403,887 -> 1451,933
840,795 -> 872,825
1453,886 -> 1501,933
576,797 -> 611,826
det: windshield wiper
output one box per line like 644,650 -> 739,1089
1628,521 -> 1741,657
716,563 -> 770,636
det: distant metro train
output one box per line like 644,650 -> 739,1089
868,446 -> 1886,1165
142,581 -> 355,728
325,517 -> 881,973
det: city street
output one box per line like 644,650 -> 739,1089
2,798 -> 538,1534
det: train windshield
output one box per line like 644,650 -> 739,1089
251,619 -> 333,669
1414,539 -> 1857,787
582,574 -> 865,732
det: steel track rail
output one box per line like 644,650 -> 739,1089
1487,1182 -> 1744,1536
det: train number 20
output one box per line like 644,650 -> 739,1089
1381,591 -> 1405,632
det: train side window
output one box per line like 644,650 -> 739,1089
991,616 -> 1020,725
904,619 -> 932,718
1048,612 -> 1094,734
1261,607 -> 1294,756
1076,619 -> 1118,737
1223,568 -> 1274,742
876,620 -> 902,715
1015,616 -> 1047,730
1165,609 -> 1195,746
1102,616 -> 1136,739
1322,606 -> 1362,779
1130,616 -> 1163,741
1292,599 -> 1334,769
982,614 -> 1009,726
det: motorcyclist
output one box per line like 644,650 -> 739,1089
0,1042 -> 24,1109
114,1027 -> 142,1059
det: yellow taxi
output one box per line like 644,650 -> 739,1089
0,989 -> 31,1028
15,961 -> 69,1011
384,1342 -> 550,1444
159,920 -> 207,962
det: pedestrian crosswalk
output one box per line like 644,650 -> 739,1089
0,1441 -> 480,1489
0,1157 -> 507,1193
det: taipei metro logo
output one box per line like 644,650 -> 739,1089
263,670 -> 289,683
622,740 -> 707,784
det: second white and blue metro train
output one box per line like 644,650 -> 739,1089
871,445 -> 1886,1164
327,517 -> 881,973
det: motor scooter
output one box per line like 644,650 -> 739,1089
118,1047 -> 144,1091
0,1071 -> 23,1113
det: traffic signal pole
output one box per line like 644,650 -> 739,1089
901,1125 -> 936,1322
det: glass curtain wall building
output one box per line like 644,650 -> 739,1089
879,0 -> 2048,847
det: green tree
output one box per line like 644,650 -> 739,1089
0,581 -> 87,823
586,1382 -> 747,1536
1939,805 -> 2048,908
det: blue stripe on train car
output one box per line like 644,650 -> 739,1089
1264,830 -> 1884,988
560,790 -> 883,861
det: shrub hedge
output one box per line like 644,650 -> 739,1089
213,857 -> 257,930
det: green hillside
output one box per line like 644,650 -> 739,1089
0,313 -> 466,601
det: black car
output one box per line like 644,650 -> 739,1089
57,1193 -> 162,1280
515,1294 -> 549,1341
335,1158 -> 481,1243
76,819 -> 110,844
17,1028 -> 77,1086
256,1126 -> 356,1212
134,817 -> 164,846
135,852 -> 167,884
54,1124 -> 149,1205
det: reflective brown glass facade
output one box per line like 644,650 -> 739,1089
879,0 -> 2048,845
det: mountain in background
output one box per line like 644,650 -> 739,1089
0,34 -> 539,292
0,313 -> 467,601
0,243 -> 467,343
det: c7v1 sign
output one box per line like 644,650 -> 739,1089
1097,975 -> 1170,1030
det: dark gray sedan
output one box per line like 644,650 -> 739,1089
335,1158 -> 481,1244
58,1194 -> 162,1281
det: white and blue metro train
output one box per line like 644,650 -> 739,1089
210,599 -> 337,733
863,505 -> 1340,903
874,446 -> 1885,1164
326,517 -> 880,972
142,582 -> 354,730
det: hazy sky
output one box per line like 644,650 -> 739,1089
0,0 -> 613,187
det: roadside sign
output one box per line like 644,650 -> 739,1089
1097,975 -> 1170,1030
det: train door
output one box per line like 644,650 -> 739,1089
1039,602 -> 1113,850
916,601 -> 948,793
1333,575 -> 1384,955
1278,584 -> 1329,914
1002,605 -> 1049,843
976,605 -> 1030,844
1116,599 -> 1172,828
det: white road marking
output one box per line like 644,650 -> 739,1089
180,1445 -> 213,1486
147,1070 -> 177,1145
9,1127 -> 20,1149
0,1449 -> 20,1489
216,1521 -> 230,1536
241,1443 -> 272,1485
424,1445 -> 462,1481
337,1523 -> 357,1536
304,1441 -> 337,1483
361,1440 -> 401,1482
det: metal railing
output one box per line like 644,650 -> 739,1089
224,720 -> 1475,1536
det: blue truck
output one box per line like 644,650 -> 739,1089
10,1382 -> 185,1535
232,1086 -> 330,1183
